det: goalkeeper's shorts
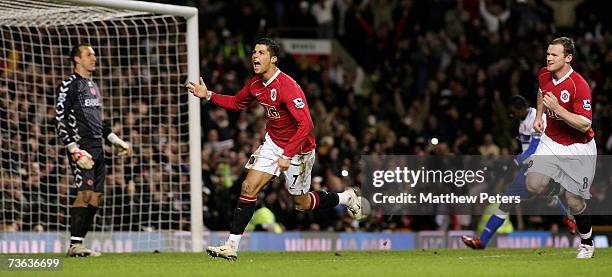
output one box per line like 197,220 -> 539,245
68,145 -> 105,193
245,133 -> 315,195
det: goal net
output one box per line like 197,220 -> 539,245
0,0 -> 200,252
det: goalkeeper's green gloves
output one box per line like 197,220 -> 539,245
108,133 -> 132,156
67,142 -> 94,169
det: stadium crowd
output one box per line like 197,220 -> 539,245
1,0 -> 612,234
197,0 -> 612,232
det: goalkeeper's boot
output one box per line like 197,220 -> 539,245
461,235 -> 485,250
206,241 -> 238,261
345,187 -> 363,220
576,243 -> 595,259
67,244 -> 101,257
563,216 -> 577,235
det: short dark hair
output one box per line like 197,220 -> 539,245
70,43 -> 91,66
509,95 -> 528,109
550,37 -> 575,57
254,37 -> 280,64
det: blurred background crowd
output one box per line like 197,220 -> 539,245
195,0 -> 612,233
1,0 -> 611,234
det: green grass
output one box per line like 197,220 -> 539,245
4,248 -> 611,276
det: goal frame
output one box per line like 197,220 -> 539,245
66,0 -> 203,252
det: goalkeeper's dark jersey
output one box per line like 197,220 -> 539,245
55,73 -> 111,146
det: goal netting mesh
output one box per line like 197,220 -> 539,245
0,0 -> 192,252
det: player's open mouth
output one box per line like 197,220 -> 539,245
253,61 -> 260,69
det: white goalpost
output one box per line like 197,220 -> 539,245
0,0 -> 203,252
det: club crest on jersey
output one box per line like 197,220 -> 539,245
270,88 -> 277,101
90,87 -> 97,96
583,100 -> 591,110
560,90 -> 570,103
293,98 -> 305,108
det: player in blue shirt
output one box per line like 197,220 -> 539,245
462,95 -> 576,249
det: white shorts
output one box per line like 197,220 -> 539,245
245,133 -> 315,195
526,134 -> 597,199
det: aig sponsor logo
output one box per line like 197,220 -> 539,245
84,98 -> 100,107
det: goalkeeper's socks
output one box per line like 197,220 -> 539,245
81,205 -> 98,238
308,191 -> 340,210
479,214 -> 506,247
70,207 -> 88,246
228,195 -> 257,249
70,237 -> 84,247
574,205 -> 593,246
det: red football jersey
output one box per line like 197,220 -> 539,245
210,69 -> 316,157
537,67 -> 594,145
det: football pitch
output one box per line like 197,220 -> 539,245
7,248 -> 611,276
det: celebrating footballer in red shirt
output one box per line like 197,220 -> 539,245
209,61 -> 316,159
526,37 -> 597,259
536,65 -> 594,145
187,37 -> 362,261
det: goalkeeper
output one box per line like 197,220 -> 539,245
55,44 -> 132,257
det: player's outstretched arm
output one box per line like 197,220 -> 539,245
188,76 -> 256,111
515,134 -> 540,165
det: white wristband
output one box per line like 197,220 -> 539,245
67,142 -> 79,152
282,155 -> 292,160
206,91 -> 213,101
